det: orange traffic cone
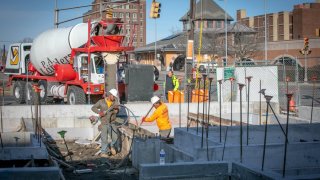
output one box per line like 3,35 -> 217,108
289,97 -> 295,112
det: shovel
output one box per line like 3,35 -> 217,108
139,105 -> 154,127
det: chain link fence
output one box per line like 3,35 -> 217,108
176,57 -> 319,112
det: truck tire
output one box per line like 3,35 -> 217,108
38,80 -> 47,103
13,81 -> 26,104
67,86 -> 86,105
25,82 -> 38,105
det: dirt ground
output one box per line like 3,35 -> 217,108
54,140 -> 139,180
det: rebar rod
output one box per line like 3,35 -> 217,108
311,80 -> 315,124
282,94 -> 293,177
259,80 -> 262,125
0,132 -> 3,149
246,76 -> 252,145
222,126 -> 228,161
187,84 -> 190,131
238,83 -> 245,163
1,77 -> 3,132
201,75 -> 207,148
196,77 -> 201,135
207,77 -> 213,161
268,103 -> 287,138
219,80 -> 222,143
230,78 -> 234,126
179,87 -> 181,128
39,94 -> 42,147
262,95 -> 272,171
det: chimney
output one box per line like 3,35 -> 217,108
237,9 -> 246,21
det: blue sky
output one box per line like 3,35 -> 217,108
0,0 -> 315,48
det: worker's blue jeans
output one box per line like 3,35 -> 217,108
101,124 -> 118,153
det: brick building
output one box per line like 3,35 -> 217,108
83,0 -> 146,47
237,0 -> 320,42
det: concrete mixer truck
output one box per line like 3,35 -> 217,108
4,19 -> 134,104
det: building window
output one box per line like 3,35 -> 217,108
126,12 -> 130,18
140,13 -> 143,18
133,13 -> 137,19
207,21 -> 213,28
119,13 -> 123,18
113,12 -> 117,18
216,21 -> 222,28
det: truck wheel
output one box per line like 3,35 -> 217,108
67,86 -> 86,105
13,81 -> 26,104
38,80 -> 47,103
25,82 -> 37,105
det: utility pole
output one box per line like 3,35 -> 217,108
54,0 -> 59,28
185,0 -> 195,97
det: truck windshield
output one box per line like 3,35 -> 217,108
93,56 -> 104,74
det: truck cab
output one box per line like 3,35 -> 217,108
73,53 -> 105,84
4,43 -> 32,75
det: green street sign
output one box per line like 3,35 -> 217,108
224,67 -> 235,79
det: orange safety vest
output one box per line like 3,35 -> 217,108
145,103 -> 171,131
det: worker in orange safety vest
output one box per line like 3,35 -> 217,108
142,96 -> 172,138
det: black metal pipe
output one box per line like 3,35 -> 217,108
201,74 -> 207,148
282,94 -> 293,177
196,77 -> 201,135
218,80 -> 222,143
207,77 -> 213,161
246,76 -> 252,145
238,83 -> 245,163
262,95 -> 272,171
187,83 -> 190,131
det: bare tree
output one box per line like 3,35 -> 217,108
227,30 -> 259,65
201,30 -> 222,61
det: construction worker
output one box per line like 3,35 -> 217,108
164,70 -> 179,100
142,96 -> 172,138
91,89 -> 119,157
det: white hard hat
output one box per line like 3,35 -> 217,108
151,96 -> 160,104
109,89 -> 118,97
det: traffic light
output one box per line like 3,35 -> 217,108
149,1 -> 161,19
304,37 -> 309,50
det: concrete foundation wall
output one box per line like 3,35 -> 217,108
298,106 -> 320,123
132,138 -> 194,169
176,124 -> 320,146
1,103 -> 189,140
139,161 -> 229,180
